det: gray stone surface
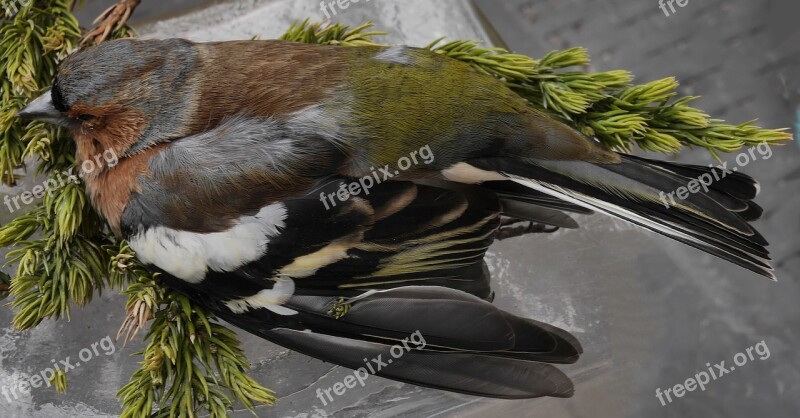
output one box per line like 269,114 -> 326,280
1,0 -> 798,417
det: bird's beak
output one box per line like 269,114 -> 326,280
16,90 -> 70,127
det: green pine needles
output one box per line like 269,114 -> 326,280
0,11 -> 792,418
422,37 -> 791,156
113,242 -> 276,418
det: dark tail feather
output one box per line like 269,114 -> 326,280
469,154 -> 774,280
486,313 -> 582,364
481,180 -> 588,228
213,286 -> 581,399
480,181 -> 593,215
623,155 -> 762,212
323,286 -> 583,362
262,328 -> 576,398
498,199 -> 581,228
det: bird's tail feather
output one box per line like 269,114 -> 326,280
262,328 -> 576,398
213,286 -> 581,399
469,154 -> 773,279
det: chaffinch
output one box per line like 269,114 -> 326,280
17,38 -> 770,398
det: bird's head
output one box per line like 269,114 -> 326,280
16,38 -> 201,171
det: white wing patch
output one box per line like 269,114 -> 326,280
224,276 -> 297,316
129,203 -> 287,283
441,162 -> 506,184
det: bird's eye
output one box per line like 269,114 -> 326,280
77,114 -> 95,122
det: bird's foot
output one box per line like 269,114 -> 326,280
327,296 -> 352,319
116,297 -> 152,346
81,0 -> 141,46
496,219 -> 560,241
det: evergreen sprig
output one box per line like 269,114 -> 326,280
425,39 -> 791,155
0,12 -> 793,418
280,18 -> 386,46
114,245 -> 275,418
0,178 -> 110,329
0,0 -> 79,184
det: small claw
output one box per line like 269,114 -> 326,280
93,4 -> 117,25
495,221 -> 560,241
100,21 -> 114,42
327,297 -> 352,319
117,7 -> 133,31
